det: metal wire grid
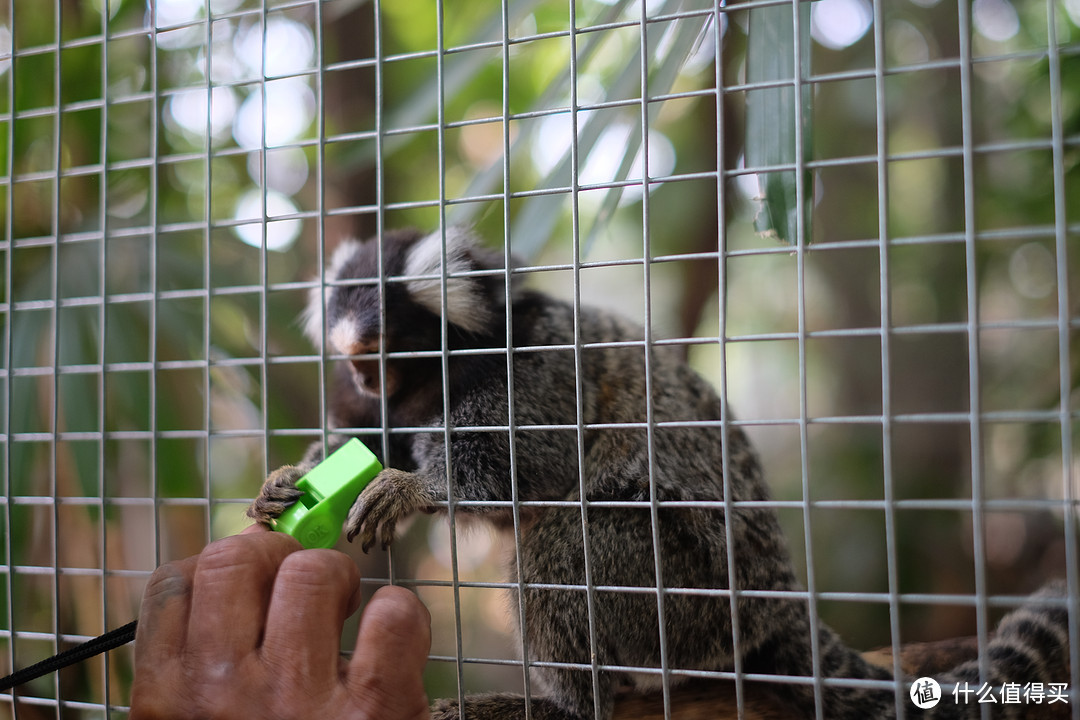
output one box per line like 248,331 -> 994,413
0,0 -> 1076,718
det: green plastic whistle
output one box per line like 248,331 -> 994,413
273,438 -> 383,549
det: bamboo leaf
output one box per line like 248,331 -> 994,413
745,1 -> 813,245
447,0 -> 638,255
336,0 -> 546,170
502,0 -> 711,259
582,12 -> 712,253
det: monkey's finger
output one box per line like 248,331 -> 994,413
345,502 -> 366,541
350,493 -> 384,552
379,520 -> 396,550
246,494 -> 301,524
265,464 -> 305,491
359,525 -> 377,554
261,549 -> 362,679
185,532 -> 301,665
345,502 -> 368,547
346,585 -> 431,717
363,500 -> 384,550
246,467 -> 305,522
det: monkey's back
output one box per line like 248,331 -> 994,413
506,290 -> 772,507
499,292 -> 801,682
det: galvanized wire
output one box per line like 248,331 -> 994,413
2,0 -> 15,714
1047,3 -> 1080,718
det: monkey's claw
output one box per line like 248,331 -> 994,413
246,465 -> 306,525
345,468 -> 434,553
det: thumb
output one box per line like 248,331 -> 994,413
346,585 -> 432,720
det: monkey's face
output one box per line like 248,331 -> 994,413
306,229 -> 501,401
323,234 -> 447,399
326,279 -> 444,400
330,326 -> 385,398
325,273 -> 384,398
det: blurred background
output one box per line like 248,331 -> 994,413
0,0 -> 1077,715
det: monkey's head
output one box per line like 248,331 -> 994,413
303,228 -> 511,399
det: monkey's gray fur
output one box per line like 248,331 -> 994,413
249,228 -> 1072,719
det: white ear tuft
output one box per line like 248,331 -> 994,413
301,238 -> 360,347
403,229 -> 492,333
327,238 -> 362,277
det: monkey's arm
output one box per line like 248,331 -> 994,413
345,427 -> 520,552
343,370 -> 535,552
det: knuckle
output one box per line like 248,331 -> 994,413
130,693 -> 179,720
197,536 -> 254,573
276,550 -> 358,594
182,671 -> 264,720
195,533 -> 297,582
143,562 -> 193,604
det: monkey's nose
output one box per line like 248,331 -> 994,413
350,359 -> 382,394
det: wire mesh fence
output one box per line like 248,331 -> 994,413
0,0 -> 1077,717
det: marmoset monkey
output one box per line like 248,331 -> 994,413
249,228 -> 1071,720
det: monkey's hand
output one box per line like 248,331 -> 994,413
246,465 -> 306,525
346,468 -> 437,553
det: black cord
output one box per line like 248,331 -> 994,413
0,620 -> 137,692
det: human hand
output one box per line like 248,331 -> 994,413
129,524 -> 431,720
